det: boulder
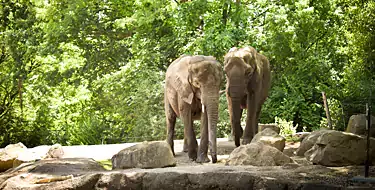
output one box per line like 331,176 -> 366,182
46,144 -> 64,159
0,142 -> 27,172
293,132 -> 311,142
258,124 -> 280,134
13,144 -> 64,168
13,150 -> 42,168
251,128 -> 286,151
0,163 -> 360,190
295,129 -> 329,156
282,147 -> 297,157
226,142 -> 294,166
111,141 -> 176,169
305,130 -> 375,166
291,156 -> 312,166
0,158 -> 106,189
346,114 -> 375,137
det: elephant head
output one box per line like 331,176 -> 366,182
224,47 -> 258,99
165,55 -> 223,163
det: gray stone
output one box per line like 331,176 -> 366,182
226,142 -> 294,166
305,130 -> 375,166
251,128 -> 286,151
283,147 -> 297,157
111,141 -> 176,169
0,142 -> 27,172
293,132 -> 311,142
295,129 -> 329,156
258,124 -> 280,134
0,158 -> 374,189
0,158 -> 106,190
346,114 -> 375,137
13,150 -> 42,168
46,144 -> 64,159
291,156 -> 313,166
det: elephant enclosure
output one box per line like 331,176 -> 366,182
1,139 -> 375,189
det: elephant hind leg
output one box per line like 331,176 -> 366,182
166,102 -> 177,156
183,138 -> 188,152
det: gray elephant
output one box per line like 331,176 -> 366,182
164,55 -> 223,163
224,47 -> 271,147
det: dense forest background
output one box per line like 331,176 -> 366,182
0,0 -> 374,147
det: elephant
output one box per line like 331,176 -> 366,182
164,55 -> 223,163
224,46 -> 271,147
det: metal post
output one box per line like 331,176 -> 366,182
365,103 -> 371,177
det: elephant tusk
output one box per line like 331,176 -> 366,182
202,104 -> 205,113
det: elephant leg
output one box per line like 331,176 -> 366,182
180,103 -> 198,161
254,104 -> 263,134
166,103 -> 177,156
243,93 -> 259,145
183,138 -> 188,152
197,109 -> 210,163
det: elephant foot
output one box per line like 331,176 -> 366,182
188,149 -> 197,161
196,154 -> 210,163
242,138 -> 252,145
183,144 -> 188,153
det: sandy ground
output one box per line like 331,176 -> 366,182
15,138 -> 235,161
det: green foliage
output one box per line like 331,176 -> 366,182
275,117 -> 298,136
0,0 -> 374,147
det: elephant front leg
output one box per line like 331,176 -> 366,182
181,104 -> 198,161
197,108 -> 210,163
243,93 -> 259,145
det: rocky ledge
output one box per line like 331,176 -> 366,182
0,157 -> 374,190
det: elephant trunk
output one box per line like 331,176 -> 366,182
228,75 -> 246,147
202,94 -> 219,163
231,98 -> 242,147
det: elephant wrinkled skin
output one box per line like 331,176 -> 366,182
164,55 -> 223,163
224,47 -> 271,147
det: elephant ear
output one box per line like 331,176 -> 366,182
170,57 -> 194,105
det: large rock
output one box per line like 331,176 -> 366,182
0,144 -> 374,190
295,129 -> 329,156
226,142 -> 294,166
111,141 -> 176,169
293,132 -> 311,142
258,124 -> 280,134
251,128 -> 286,151
12,144 -> 64,168
346,114 -> 375,137
0,142 -> 27,172
13,150 -> 42,168
305,130 -> 375,166
45,144 -> 64,159
0,158 -> 106,189
0,164 -> 360,190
